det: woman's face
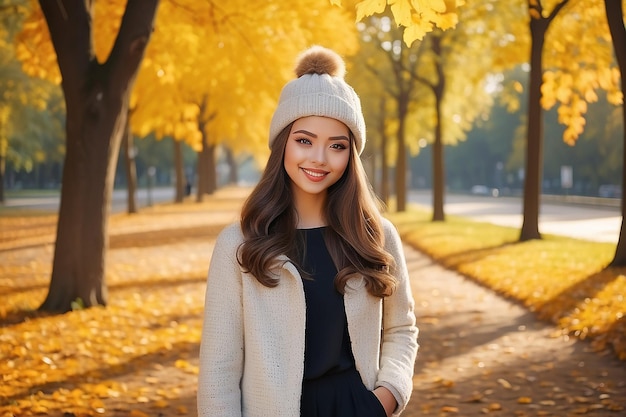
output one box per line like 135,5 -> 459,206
283,116 -> 351,201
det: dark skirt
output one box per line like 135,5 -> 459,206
300,367 -> 387,417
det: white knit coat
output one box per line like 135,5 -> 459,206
197,218 -> 419,417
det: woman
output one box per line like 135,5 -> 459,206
198,45 -> 418,417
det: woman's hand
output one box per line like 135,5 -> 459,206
373,386 -> 397,417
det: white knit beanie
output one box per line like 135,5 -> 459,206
269,46 -> 366,155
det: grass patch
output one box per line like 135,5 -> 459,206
387,206 -> 626,361
0,207 -> 55,217
4,189 -> 60,198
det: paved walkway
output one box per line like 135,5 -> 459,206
6,187 -> 624,416
401,244 -> 626,416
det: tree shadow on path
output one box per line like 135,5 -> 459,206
404,246 -> 626,416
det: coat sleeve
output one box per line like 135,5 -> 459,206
377,218 -> 419,416
197,224 -> 244,417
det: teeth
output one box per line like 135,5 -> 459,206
302,168 -> 325,178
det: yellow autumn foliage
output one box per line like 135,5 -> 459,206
536,0 -> 621,144
13,0 -> 359,165
332,0 -> 464,45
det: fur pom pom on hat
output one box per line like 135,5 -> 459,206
269,46 -> 366,154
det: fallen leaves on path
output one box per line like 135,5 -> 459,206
389,210 -> 626,361
1,191 -> 244,417
399,245 -> 626,417
3,190 -> 625,417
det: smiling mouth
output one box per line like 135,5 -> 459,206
301,168 -> 328,178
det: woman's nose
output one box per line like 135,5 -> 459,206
310,144 -> 326,165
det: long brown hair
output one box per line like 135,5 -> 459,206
238,123 -> 397,297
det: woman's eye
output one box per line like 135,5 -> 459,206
296,138 -> 312,145
330,143 -> 347,150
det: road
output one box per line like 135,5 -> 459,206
2,187 -> 176,214
3,187 -> 623,243
409,190 -> 622,243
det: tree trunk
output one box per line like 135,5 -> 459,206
519,0 -> 569,241
431,100 -> 445,221
0,153 -> 5,204
206,143 -> 217,194
520,9 -> 548,241
195,94 -> 218,201
196,148 -> 204,202
395,96 -> 408,212
195,140 -> 217,200
195,141 -> 209,202
0,107 -> 7,203
174,139 -> 185,203
36,163 -> 43,188
224,146 -> 238,185
431,35 -> 446,222
381,135 -> 389,205
122,110 -> 138,214
605,0 -> 626,266
38,0 -> 159,313
379,97 -> 389,205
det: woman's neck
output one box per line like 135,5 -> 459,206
293,191 -> 327,229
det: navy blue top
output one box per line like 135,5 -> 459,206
299,227 -> 355,380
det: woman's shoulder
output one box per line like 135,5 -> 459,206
380,216 -> 402,251
214,222 -> 244,248
380,216 -> 398,236
219,221 -> 243,236
380,216 -> 394,230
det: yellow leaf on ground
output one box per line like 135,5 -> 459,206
30,404 -> 48,414
175,359 -> 190,369
90,399 -> 105,409
439,379 -> 455,387
153,399 -> 169,408
487,402 -> 502,411
497,378 -> 512,389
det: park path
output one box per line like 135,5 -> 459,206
107,188 -> 625,416
401,244 -> 626,416
169,214 -> 626,416
4,187 -> 624,416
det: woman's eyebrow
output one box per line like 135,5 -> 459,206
292,129 -> 316,137
292,129 -> 349,142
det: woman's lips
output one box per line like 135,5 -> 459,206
301,168 -> 328,182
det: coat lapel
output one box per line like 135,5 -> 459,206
343,276 -> 382,389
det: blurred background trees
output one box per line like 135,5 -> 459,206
4,0 -> 623,201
